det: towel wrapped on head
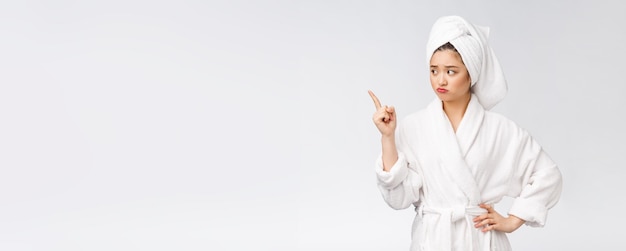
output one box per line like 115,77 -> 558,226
426,16 -> 507,110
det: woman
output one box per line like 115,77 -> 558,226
368,16 -> 562,250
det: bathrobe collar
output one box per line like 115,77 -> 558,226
428,94 -> 485,205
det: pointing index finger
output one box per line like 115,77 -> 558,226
368,90 -> 382,109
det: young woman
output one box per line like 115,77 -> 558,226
368,16 -> 562,250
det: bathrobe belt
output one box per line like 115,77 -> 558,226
416,204 -> 490,251
417,204 -> 486,221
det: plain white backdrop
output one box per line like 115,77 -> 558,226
0,0 -> 624,250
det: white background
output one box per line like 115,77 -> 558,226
1,0 -> 624,250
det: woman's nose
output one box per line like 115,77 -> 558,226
438,74 -> 447,86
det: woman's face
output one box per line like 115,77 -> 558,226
429,49 -> 471,103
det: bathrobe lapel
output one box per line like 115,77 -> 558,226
427,94 -> 484,205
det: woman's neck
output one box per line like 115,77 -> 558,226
442,94 -> 471,132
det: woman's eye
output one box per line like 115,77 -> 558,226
431,69 -> 438,74
447,70 -> 456,75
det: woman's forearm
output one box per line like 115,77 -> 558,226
381,134 -> 398,172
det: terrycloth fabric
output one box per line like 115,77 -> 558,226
426,15 -> 507,110
375,95 -> 563,250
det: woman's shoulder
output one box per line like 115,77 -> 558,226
400,108 -> 430,126
483,110 -> 513,124
483,111 -> 531,139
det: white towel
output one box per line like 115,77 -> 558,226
426,16 -> 507,110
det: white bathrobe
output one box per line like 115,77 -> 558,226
376,95 -> 562,251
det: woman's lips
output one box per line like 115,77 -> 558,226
437,88 -> 448,93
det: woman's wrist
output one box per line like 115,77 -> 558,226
506,214 -> 526,231
381,134 -> 395,142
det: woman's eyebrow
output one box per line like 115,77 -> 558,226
430,65 -> 461,68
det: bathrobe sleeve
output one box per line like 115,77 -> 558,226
375,119 -> 423,210
506,126 -> 563,227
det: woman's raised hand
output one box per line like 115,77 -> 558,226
368,90 -> 396,137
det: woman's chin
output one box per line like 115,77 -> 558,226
435,93 -> 449,101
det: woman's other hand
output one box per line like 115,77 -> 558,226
473,204 -> 526,233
